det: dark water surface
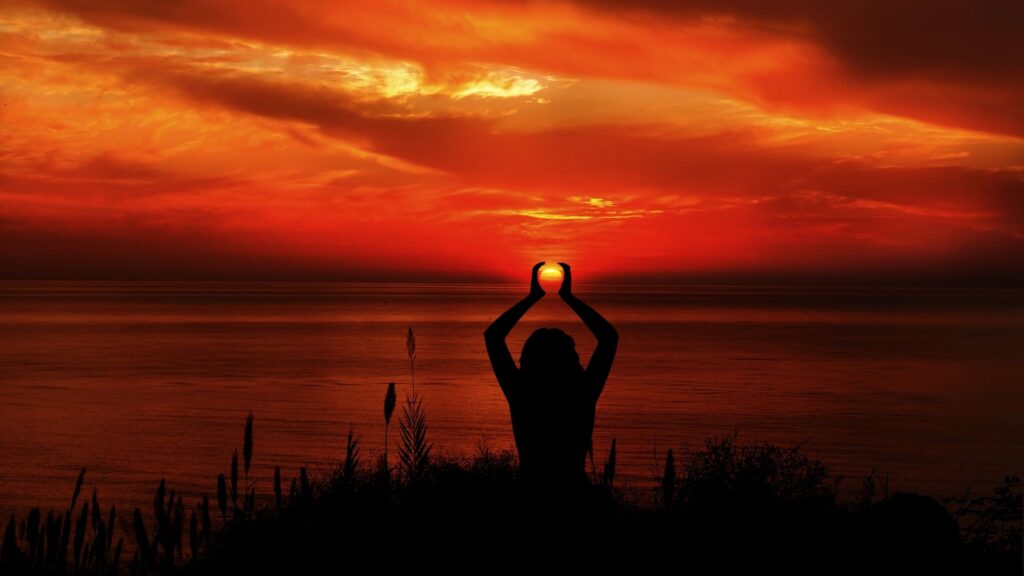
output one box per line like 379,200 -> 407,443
1,281 -> 1021,519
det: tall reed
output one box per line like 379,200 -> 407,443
344,426 -> 361,482
399,393 -> 432,481
407,326 -> 416,393
662,449 -> 676,510
603,438 -> 617,488
244,411 -> 254,516
384,381 -> 396,473
398,326 -> 431,481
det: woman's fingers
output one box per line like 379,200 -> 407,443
530,261 -> 546,296
558,262 -> 572,295
531,262 -> 545,282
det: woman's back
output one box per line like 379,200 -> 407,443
507,343 -> 595,488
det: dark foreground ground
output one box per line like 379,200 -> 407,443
2,429 -> 1020,575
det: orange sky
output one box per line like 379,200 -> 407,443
2,0 -> 1022,284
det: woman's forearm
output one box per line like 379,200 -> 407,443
484,293 -> 542,341
563,293 -> 618,343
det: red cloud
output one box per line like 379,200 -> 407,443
2,2 -> 1022,283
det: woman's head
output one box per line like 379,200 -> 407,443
520,327 -> 584,380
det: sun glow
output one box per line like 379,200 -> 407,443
539,264 -> 563,283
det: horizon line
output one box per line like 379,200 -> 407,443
2,278 -> 1022,291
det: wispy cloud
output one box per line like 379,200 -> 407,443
1,1 -> 1022,282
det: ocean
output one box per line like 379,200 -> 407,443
1,281 -> 1021,519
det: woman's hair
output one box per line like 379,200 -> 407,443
519,327 -> 584,379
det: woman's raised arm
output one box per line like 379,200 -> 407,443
558,263 -> 618,399
484,262 -> 545,397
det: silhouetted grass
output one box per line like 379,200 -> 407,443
397,391 -> 431,482
0,467 -> 124,575
0,420 -> 1020,575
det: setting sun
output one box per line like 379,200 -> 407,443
539,265 -> 563,283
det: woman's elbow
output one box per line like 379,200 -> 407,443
483,326 -> 502,343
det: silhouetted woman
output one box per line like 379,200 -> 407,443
484,262 -> 618,495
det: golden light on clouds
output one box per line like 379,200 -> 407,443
1,0 -> 1022,283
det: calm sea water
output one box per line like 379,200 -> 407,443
1,281 -> 1022,520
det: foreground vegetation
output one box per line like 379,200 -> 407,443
1,420 -> 1019,575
